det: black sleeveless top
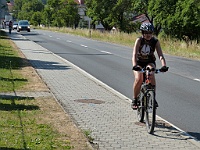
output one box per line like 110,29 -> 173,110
137,37 -> 158,62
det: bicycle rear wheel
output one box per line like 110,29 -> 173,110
145,90 -> 156,134
137,93 -> 144,122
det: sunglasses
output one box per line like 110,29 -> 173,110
143,31 -> 153,34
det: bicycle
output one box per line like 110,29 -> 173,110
133,67 -> 167,134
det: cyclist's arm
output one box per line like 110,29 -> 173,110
155,40 -> 167,67
132,38 -> 141,66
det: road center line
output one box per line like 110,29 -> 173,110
101,51 -> 112,54
80,44 -> 88,48
194,78 -> 200,82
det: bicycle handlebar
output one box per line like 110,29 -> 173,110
133,67 -> 168,74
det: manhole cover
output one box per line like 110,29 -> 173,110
74,99 -> 105,104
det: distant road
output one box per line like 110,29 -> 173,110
16,29 -> 200,140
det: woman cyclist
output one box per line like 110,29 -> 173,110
131,22 -> 168,110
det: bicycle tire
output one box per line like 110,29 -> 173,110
145,90 -> 156,134
137,92 -> 144,122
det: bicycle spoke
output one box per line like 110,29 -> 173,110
137,92 -> 144,122
145,91 -> 156,134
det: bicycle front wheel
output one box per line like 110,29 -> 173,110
137,93 -> 144,122
145,90 -> 156,134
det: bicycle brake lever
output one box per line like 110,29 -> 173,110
155,69 -> 161,73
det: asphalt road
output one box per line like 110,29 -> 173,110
15,29 -> 200,140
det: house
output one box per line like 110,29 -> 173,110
75,0 -> 104,30
132,14 -> 150,23
7,0 -> 14,12
74,0 -> 85,17
0,0 -> 14,27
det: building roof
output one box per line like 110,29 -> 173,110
132,14 -> 150,23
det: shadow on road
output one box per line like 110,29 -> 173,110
187,132 -> 200,141
153,119 -> 199,141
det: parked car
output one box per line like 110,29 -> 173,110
17,20 -> 30,32
12,21 -> 18,30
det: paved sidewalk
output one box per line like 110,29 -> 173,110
8,32 -> 200,150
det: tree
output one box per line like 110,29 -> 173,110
85,0 -> 136,32
47,0 -> 79,28
109,0 -> 136,32
31,11 -> 43,26
149,0 -> 200,41
13,0 -> 44,22
62,0 -> 79,28
13,0 -> 79,28
178,0 -> 200,41
43,5 -> 53,27
148,0 -> 178,35
85,0 -> 116,30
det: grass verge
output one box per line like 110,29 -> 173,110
0,31 -> 27,92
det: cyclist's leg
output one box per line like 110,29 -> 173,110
132,71 -> 143,109
146,62 -> 156,85
146,62 -> 158,107
133,71 -> 143,98
132,62 -> 144,109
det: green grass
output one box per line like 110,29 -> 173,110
0,98 -> 74,149
83,130 -> 94,143
0,31 -> 27,92
39,27 -> 200,60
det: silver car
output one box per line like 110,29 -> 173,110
12,22 -> 18,30
17,20 -> 30,32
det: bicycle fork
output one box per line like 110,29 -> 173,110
139,86 -> 155,111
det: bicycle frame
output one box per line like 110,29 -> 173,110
133,66 -> 168,133
136,68 -> 157,134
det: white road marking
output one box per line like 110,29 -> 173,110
194,78 -> 200,82
67,40 -> 71,42
49,35 -> 52,37
81,44 -> 88,48
101,51 -> 112,54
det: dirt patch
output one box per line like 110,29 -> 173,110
12,41 -> 48,92
36,96 -> 92,150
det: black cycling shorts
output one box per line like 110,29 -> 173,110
137,61 -> 156,68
